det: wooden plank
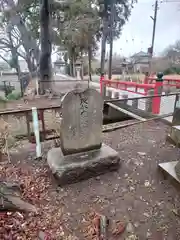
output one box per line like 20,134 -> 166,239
0,105 -> 61,116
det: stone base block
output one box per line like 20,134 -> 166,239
159,161 -> 180,184
166,134 -> 178,146
47,144 -> 120,186
166,126 -> 180,147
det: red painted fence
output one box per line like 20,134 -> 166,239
100,75 -> 180,114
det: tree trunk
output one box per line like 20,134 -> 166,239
100,18 -> 107,76
15,62 -> 23,97
71,48 -> 76,78
22,44 -> 37,72
69,60 -> 73,76
9,28 -> 23,96
39,0 -> 52,94
108,0 -> 115,80
26,56 -> 36,73
88,46 -> 92,82
100,15 -> 108,97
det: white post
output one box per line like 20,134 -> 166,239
32,107 -> 41,158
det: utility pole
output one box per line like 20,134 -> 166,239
151,0 -> 158,58
108,0 -> 115,80
149,0 -> 158,73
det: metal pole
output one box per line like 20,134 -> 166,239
103,112 -> 173,133
107,102 -> 146,121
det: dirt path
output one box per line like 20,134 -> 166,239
1,121 -> 180,239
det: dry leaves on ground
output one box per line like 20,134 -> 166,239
0,163 -> 66,239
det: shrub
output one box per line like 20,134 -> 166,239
163,67 -> 180,75
6,91 -> 22,100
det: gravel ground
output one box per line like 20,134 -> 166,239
1,120 -> 180,239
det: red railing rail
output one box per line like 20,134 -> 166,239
145,75 -> 180,85
100,79 -> 155,96
100,76 -> 166,114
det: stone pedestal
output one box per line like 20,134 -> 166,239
159,161 -> 180,184
167,126 -> 180,147
47,144 -> 120,186
166,94 -> 180,146
160,93 -> 180,185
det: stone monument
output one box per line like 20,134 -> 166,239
47,88 -> 120,185
159,93 -> 180,183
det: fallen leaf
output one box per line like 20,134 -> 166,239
172,208 -> 180,217
137,152 -> 146,156
112,221 -> 126,236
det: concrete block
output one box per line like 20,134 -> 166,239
47,144 -> 120,186
159,161 -> 180,184
169,126 -> 180,146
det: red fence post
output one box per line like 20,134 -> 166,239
152,72 -> 164,114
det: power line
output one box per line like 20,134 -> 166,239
162,0 -> 180,2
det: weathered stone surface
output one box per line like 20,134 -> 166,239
169,126 -> 180,146
0,181 -> 37,212
47,144 -> 120,186
172,108 -> 180,125
159,161 -> 180,183
175,161 -> 180,180
60,88 -> 103,155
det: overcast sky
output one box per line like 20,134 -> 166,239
105,0 -> 180,57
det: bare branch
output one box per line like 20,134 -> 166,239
0,54 -> 10,65
0,48 -> 11,53
0,38 -> 11,47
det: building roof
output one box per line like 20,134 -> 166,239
131,51 -> 149,58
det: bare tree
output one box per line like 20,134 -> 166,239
1,0 -> 40,65
162,40 -> 180,65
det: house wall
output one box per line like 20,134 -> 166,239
134,63 -> 149,73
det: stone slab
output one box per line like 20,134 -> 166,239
158,161 -> 180,183
166,134 -> 177,146
163,116 -> 173,124
167,126 -> 180,147
60,88 -> 103,155
47,144 -> 120,186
